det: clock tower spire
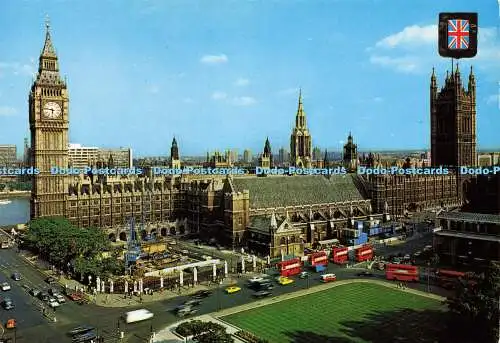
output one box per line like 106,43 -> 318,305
30,18 -> 70,219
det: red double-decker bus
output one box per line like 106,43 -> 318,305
355,245 -> 373,262
435,269 -> 465,289
331,247 -> 349,264
385,264 -> 419,282
276,258 -> 302,277
309,251 -> 328,267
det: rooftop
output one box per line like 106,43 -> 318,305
435,230 -> 500,243
231,175 -> 364,208
437,212 -> 500,225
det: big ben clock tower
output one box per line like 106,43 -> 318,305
29,19 -> 69,219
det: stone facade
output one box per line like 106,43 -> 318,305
360,173 -> 462,218
430,66 -> 477,168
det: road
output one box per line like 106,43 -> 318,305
0,225 -> 447,342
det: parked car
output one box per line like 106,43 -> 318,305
55,294 -> 66,303
191,290 -> 211,299
45,276 -> 57,284
38,292 -> 49,301
47,298 -> 60,308
1,283 -> 11,291
48,288 -> 58,296
1,298 -> 14,310
11,273 -> 21,281
29,288 -> 41,297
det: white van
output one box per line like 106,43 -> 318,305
125,309 -> 154,323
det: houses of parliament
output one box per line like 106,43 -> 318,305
29,23 -> 498,257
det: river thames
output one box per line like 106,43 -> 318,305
0,196 -> 30,226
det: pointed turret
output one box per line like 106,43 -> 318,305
35,16 -> 64,86
295,89 -> 306,129
430,67 -> 438,102
171,137 -> 179,160
170,137 -> 181,169
270,211 -> 277,230
264,137 -> 271,156
108,153 -> 114,168
468,65 -> 476,94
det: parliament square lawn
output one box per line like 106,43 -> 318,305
222,283 -> 444,343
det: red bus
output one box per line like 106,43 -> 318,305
276,258 -> 302,277
331,247 -> 349,264
385,264 -> 419,282
435,269 -> 465,289
355,245 -> 373,262
309,251 -> 328,267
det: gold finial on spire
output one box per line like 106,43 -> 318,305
45,14 -> 50,31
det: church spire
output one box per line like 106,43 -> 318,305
295,89 -> 306,129
264,137 -> 271,154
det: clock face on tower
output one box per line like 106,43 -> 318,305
43,102 -> 62,119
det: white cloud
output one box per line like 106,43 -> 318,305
0,62 -> 36,77
231,96 -> 256,106
277,87 -> 300,96
234,78 -> 249,87
212,91 -> 227,100
486,94 -> 499,105
183,97 -> 194,103
368,25 -> 500,75
200,54 -> 228,64
0,106 -> 17,116
374,25 -> 437,49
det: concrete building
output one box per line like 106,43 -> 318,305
68,144 -> 132,169
97,147 -> 132,169
243,149 -> 252,163
434,212 -> 500,266
68,144 -> 99,168
0,145 -> 17,167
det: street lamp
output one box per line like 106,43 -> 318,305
217,282 -> 222,311
427,262 -> 431,292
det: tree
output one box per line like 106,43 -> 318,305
25,218 -> 110,275
176,320 -> 233,343
195,331 -> 233,343
446,261 -> 500,342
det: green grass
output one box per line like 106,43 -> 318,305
223,282 -> 446,343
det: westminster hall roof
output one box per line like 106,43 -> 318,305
231,175 -> 364,208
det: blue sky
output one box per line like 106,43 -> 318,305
0,0 -> 499,157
